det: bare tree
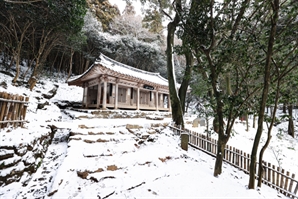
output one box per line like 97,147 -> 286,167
27,27 -> 61,90
0,13 -> 32,84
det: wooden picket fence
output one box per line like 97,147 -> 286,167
0,92 -> 29,129
169,125 -> 298,199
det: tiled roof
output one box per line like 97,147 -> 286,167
68,53 -> 168,87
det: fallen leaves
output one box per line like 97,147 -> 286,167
107,165 -> 118,171
96,138 -> 109,142
83,139 -> 95,144
78,124 -> 93,129
94,168 -> 104,173
88,132 -> 102,135
77,171 -> 88,179
158,156 -> 172,163
138,161 -> 151,166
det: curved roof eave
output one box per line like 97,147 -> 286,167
68,53 -> 169,87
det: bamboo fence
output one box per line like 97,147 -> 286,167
169,125 -> 298,199
0,91 -> 29,129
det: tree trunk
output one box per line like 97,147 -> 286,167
185,99 -> 191,113
211,65 -> 228,176
246,113 -> 249,132
258,76 -> 280,187
206,117 -> 210,137
12,54 -> 20,84
253,114 -> 256,128
248,0 -> 279,189
2,15 -> 31,84
67,48 -> 74,81
282,102 -> 286,113
213,117 -> 219,134
214,134 -> 228,176
58,50 -> 65,74
51,50 -> 59,76
3,49 -> 8,68
28,59 -> 40,91
257,135 -> 271,187
178,48 -> 193,114
28,29 -> 58,90
23,58 -> 35,80
8,56 -> 14,69
288,104 -> 294,137
166,0 -> 184,128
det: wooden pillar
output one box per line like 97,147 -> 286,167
155,90 -> 159,111
160,93 -> 163,108
124,88 -> 128,105
168,94 -> 171,112
82,87 -> 86,108
96,80 -> 102,109
114,78 -> 119,109
83,83 -> 88,108
137,84 -> 140,110
102,77 -> 107,110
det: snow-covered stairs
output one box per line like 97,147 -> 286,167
17,128 -> 70,199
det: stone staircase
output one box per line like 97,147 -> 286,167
1,106 -> 172,198
65,108 -> 172,119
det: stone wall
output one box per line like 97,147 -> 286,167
0,127 -> 55,186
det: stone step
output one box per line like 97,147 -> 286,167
65,108 -> 172,120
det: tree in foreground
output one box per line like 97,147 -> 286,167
179,0 -> 262,176
138,0 -> 197,128
249,0 -> 298,188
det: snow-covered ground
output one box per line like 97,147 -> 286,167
0,68 -> 297,198
186,117 -> 298,175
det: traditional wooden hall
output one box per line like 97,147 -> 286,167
68,53 -> 171,111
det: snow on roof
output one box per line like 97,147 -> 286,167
68,53 -> 169,87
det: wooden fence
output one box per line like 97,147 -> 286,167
169,125 -> 298,199
0,92 -> 29,129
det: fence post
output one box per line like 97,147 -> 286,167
268,163 -> 272,187
288,173 -> 295,195
0,92 -> 7,125
181,133 -> 189,151
229,146 -> 232,163
280,168 -> 285,194
292,174 -> 298,196
207,136 -> 211,152
247,154 -> 250,173
272,165 -> 276,188
277,167 -> 281,192
180,126 -> 297,198
263,161 -> 267,184
232,147 -> 236,165
240,150 -> 243,169
0,92 -> 29,129
284,171 -> 290,196
244,152 -> 247,171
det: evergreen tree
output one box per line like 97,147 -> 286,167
0,0 -> 87,87
122,2 -> 136,15
142,9 -> 164,34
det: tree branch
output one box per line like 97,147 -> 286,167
4,0 -> 42,4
